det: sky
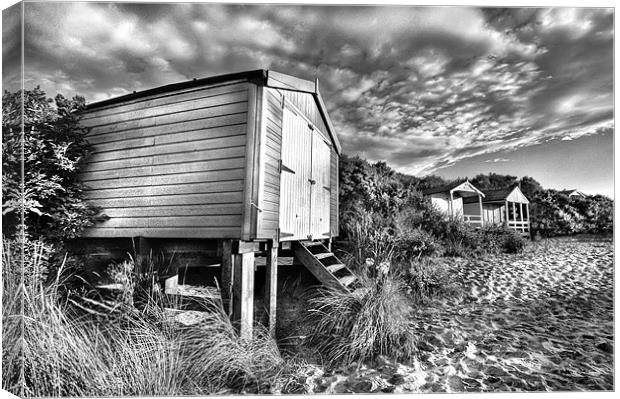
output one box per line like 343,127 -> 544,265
2,1 -> 614,197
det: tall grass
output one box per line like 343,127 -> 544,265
305,275 -> 417,367
2,239 -> 287,396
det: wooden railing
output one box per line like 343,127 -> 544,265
463,214 -> 483,226
507,220 -> 530,232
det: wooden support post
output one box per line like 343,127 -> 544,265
265,240 -> 278,337
512,202 -> 517,231
519,202 -> 524,232
525,203 -> 530,232
220,240 -> 234,317
134,236 -> 151,275
232,250 -> 255,340
449,190 -> 454,219
478,195 -> 484,227
504,201 -> 509,229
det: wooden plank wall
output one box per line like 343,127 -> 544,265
255,88 -> 283,239
79,81 -> 250,238
262,87 -> 339,241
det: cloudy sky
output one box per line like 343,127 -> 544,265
3,2 -> 614,196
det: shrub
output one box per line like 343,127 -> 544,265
2,87 -> 98,241
405,258 -> 462,303
501,230 -> 526,253
304,275 -> 417,366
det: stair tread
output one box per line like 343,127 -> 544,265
315,252 -> 334,259
326,263 -> 346,273
302,241 -> 324,247
339,275 -> 357,287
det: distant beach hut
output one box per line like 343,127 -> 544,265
463,184 -> 530,234
422,180 -> 485,227
558,189 -> 586,198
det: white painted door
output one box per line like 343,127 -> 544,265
310,130 -> 331,239
278,105 -> 312,240
278,103 -> 332,241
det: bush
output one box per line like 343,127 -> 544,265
501,230 -> 526,253
405,258 -> 462,303
2,239 -> 287,396
304,276 -> 417,366
2,87 -> 98,241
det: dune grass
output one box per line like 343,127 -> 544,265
2,239 -> 287,397
304,275 -> 417,367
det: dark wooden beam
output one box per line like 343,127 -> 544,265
220,239 -> 234,317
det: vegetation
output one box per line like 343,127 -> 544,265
2,240 -> 290,396
305,276 -> 417,366
2,87 -> 98,241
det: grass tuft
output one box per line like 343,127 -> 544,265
304,275 -> 417,367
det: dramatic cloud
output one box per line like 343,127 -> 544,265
8,3 -> 613,176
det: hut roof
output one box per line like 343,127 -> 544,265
463,184 -> 529,204
86,69 -> 342,153
422,180 -> 485,198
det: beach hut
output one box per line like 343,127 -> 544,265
462,185 -> 530,234
558,189 -> 586,198
76,69 -> 357,337
422,180 -> 485,227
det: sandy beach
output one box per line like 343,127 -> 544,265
304,236 -> 613,393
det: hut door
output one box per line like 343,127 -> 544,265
279,105 -> 312,240
310,131 -> 331,239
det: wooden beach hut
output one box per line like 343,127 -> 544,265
422,180 -> 485,227
77,69 -> 357,337
462,185 -> 530,234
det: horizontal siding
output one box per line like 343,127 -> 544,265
86,180 -> 244,199
88,113 -> 247,145
91,191 -> 244,208
81,227 -> 241,238
85,102 -> 247,137
85,146 -> 246,172
80,81 -> 250,239
83,82 -> 249,121
83,169 -> 244,189
81,158 -> 244,181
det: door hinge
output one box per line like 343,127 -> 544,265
279,160 -> 295,174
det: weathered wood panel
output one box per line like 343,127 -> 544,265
330,149 -> 339,237
310,130 -> 331,238
80,81 -> 250,239
255,88 -> 283,239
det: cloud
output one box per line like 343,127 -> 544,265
13,4 -> 613,177
485,158 -> 511,163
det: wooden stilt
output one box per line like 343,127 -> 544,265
135,236 -> 151,275
478,194 -> 484,227
232,250 -> 255,340
220,240 -> 234,317
449,190 -> 454,219
265,240 -> 278,337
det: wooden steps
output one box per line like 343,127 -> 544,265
293,240 -> 359,293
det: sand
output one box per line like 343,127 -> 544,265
307,236 -> 614,393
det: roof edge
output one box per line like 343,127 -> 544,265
86,69 -> 268,110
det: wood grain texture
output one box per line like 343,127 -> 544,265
79,80 -> 250,239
